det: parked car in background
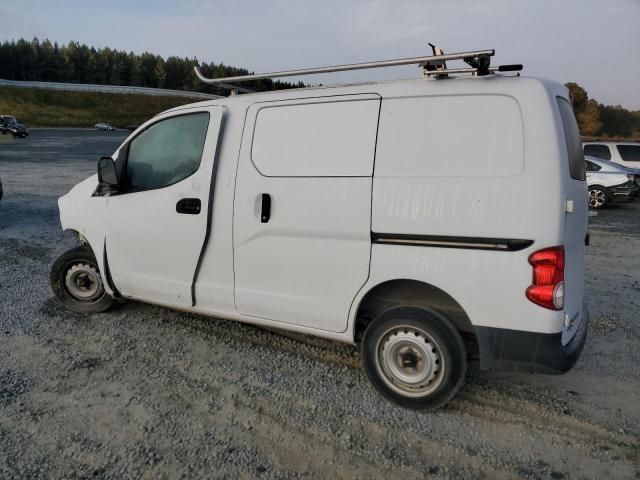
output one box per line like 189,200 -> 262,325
0,115 -> 29,138
126,124 -> 140,131
583,142 -> 640,170
94,123 -> 116,131
585,156 -> 639,209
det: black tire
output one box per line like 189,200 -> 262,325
362,307 -> 467,411
588,185 -> 609,209
50,245 -> 115,313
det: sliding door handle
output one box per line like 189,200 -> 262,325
176,198 -> 201,214
260,193 -> 271,223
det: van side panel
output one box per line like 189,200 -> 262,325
375,95 -> 524,178
367,83 -> 566,335
363,245 -> 562,333
373,93 -> 538,239
252,100 -> 378,176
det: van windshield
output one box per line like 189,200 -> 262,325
557,97 -> 586,181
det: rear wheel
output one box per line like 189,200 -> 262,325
362,307 -> 467,410
588,186 -> 609,209
50,246 -> 115,313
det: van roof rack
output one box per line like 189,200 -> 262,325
213,82 -> 256,95
194,45 -> 523,92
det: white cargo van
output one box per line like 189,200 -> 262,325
51,49 -> 589,410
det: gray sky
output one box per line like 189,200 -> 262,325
2,0 -> 639,109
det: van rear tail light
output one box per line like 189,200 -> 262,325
526,246 -> 565,310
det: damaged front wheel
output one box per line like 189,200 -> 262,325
50,245 -> 115,313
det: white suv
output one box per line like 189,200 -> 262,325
583,142 -> 640,170
51,58 -> 589,410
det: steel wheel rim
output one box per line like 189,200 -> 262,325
589,189 -> 606,208
375,326 -> 445,397
64,263 -> 104,302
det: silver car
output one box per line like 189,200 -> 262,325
585,156 -> 639,208
94,123 -> 116,131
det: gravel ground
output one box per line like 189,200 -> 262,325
1,130 -> 639,479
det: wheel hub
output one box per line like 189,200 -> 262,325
589,189 -> 606,208
377,327 -> 445,397
64,263 -> 104,302
400,349 -> 420,370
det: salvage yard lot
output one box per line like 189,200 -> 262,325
1,129 -> 639,479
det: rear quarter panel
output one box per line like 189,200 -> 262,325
362,78 -> 567,335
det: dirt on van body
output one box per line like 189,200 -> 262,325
1,130 -> 639,479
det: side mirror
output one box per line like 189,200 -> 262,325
98,156 -> 119,187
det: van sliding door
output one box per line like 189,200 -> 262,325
233,95 -> 381,333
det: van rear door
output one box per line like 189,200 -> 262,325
557,97 -> 588,345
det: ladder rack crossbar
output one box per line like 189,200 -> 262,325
194,49 -> 495,85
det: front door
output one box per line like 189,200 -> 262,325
105,106 -> 225,308
233,96 -> 380,332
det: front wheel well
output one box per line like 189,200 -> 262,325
353,279 -> 477,354
62,228 -> 90,246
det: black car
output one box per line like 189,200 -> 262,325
1,115 -> 29,138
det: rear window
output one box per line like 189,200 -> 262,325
616,145 -> 640,162
583,144 -> 611,160
557,97 -> 586,180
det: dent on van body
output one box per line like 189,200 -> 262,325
58,174 -> 113,294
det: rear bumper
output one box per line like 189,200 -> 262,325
475,306 -> 589,374
611,182 -> 639,200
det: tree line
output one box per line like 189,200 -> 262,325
1,38 -> 638,138
0,38 -> 303,96
566,82 -> 639,139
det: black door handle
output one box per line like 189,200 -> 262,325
176,198 -> 201,215
261,193 -> 271,223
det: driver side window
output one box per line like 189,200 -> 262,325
125,112 -> 210,191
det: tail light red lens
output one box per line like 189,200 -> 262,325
526,246 -> 565,310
